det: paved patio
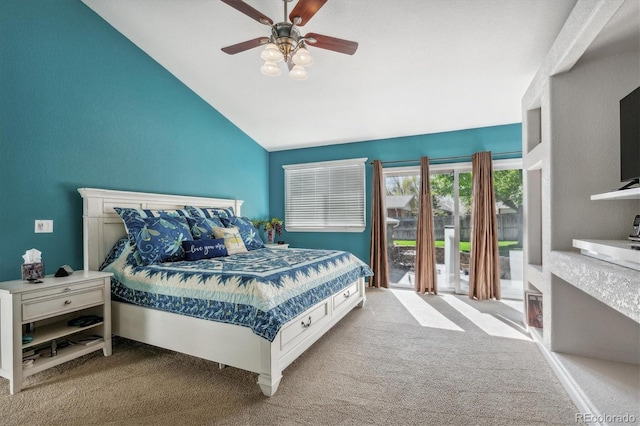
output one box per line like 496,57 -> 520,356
389,263 -> 524,300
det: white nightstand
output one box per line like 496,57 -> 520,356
0,270 -> 112,394
265,243 -> 289,249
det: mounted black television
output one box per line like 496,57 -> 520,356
619,86 -> 640,190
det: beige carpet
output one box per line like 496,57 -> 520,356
0,288 -> 577,425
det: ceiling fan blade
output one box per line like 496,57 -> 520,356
289,0 -> 328,26
305,33 -> 358,55
221,37 -> 270,54
220,0 -> 273,25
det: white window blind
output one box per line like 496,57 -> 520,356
283,158 -> 367,232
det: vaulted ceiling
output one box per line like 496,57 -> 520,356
82,0 -> 579,151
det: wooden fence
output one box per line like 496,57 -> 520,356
391,212 -> 522,242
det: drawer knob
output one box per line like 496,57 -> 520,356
64,300 -> 72,305
301,316 -> 312,329
343,290 -> 351,298
64,287 -> 72,292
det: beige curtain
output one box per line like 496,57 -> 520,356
414,157 -> 437,294
369,160 -> 389,288
469,151 -> 501,300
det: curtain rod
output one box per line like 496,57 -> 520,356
369,150 -> 522,165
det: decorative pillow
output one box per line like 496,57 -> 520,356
114,207 -> 192,247
185,205 -> 235,220
210,226 -> 248,255
100,239 -> 140,278
186,216 -> 225,239
99,237 -> 130,271
182,239 -> 228,261
221,216 -> 264,250
128,216 -> 192,265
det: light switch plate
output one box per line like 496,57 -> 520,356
35,220 -> 53,233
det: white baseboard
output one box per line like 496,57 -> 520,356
529,328 -> 604,426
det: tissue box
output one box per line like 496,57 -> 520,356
22,262 -> 44,281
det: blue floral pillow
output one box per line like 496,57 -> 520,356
99,237 -> 129,271
185,205 -> 235,220
221,216 -> 264,250
182,239 -> 228,261
116,212 -> 192,265
186,216 -> 225,239
114,207 -> 192,247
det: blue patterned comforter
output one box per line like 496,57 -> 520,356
101,242 -> 373,342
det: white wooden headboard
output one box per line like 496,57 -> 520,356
78,188 -> 244,271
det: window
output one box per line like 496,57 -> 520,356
283,158 -> 367,232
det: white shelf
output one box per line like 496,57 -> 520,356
531,327 -> 639,421
550,250 -> 640,323
23,320 -> 104,349
591,187 -> 640,200
24,341 -> 105,376
525,264 -> 544,291
524,143 -> 545,171
572,239 -> 640,271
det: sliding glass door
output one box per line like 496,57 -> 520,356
384,159 -> 523,300
384,167 -> 460,292
493,168 -> 524,299
385,170 -> 419,288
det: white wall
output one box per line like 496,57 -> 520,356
549,52 -> 640,251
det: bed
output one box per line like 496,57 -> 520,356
78,187 -> 371,396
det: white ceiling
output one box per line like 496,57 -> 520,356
81,0 -> 579,152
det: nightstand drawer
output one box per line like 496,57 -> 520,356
21,279 -> 105,301
22,288 -> 104,322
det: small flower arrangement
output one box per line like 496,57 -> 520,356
264,218 -> 283,235
251,218 -> 284,244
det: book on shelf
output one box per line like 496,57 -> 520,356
525,291 -> 543,328
22,348 -> 41,361
71,335 -> 102,346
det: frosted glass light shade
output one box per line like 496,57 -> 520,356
260,43 -> 284,63
292,47 -> 314,67
289,65 -> 308,80
261,61 -> 281,77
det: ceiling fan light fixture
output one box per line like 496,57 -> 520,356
260,61 -> 281,77
260,43 -> 284,63
221,0 -> 359,81
289,64 -> 309,80
292,47 -> 314,67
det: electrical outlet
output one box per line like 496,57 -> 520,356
35,220 -> 53,233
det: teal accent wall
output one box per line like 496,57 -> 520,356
0,0 -> 523,282
0,0 -> 269,281
269,124 -> 522,263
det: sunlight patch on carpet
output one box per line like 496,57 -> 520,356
499,298 -> 524,313
440,294 -> 531,341
390,289 -> 464,331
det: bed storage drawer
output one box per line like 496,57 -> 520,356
22,288 -> 104,322
333,282 -> 359,311
280,301 -> 329,350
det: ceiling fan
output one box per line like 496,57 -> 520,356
220,0 -> 358,80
